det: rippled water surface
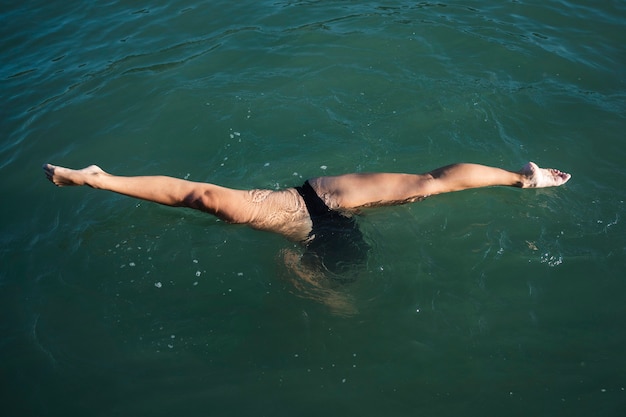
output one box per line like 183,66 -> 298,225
2,1 -> 625,416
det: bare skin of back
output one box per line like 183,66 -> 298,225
43,161 -> 570,243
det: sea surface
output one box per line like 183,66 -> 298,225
2,1 -> 625,416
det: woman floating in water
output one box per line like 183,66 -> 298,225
43,162 -> 570,239
43,161 -> 570,313
43,161 -> 570,264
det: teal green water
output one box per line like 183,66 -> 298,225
2,1 -> 626,415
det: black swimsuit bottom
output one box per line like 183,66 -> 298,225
295,181 -> 370,275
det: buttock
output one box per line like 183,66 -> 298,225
296,181 -> 370,276
243,188 -> 312,242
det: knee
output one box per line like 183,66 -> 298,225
181,189 -> 213,211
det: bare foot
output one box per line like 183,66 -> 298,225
43,164 -> 105,187
520,162 -> 571,188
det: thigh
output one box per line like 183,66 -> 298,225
237,188 -> 313,242
307,173 -> 430,210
